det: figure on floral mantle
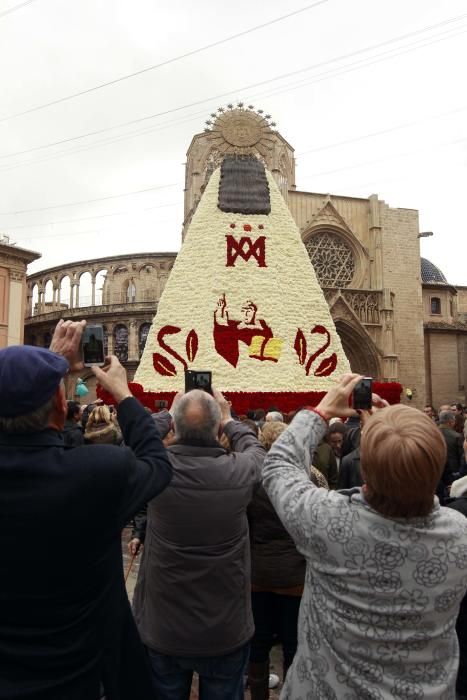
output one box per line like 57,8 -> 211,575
213,294 -> 282,367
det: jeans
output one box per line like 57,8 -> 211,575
146,642 -> 250,700
249,591 -> 301,676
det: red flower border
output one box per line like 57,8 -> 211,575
97,382 -> 402,413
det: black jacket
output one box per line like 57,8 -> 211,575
440,426 -> 464,484
0,397 -> 172,700
62,419 -> 85,447
337,447 -> 363,490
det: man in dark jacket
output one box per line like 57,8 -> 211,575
133,388 -> 265,699
439,410 -> 464,485
0,319 -> 172,700
63,399 -> 85,447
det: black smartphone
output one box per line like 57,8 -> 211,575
353,377 -> 373,410
185,370 -> 212,394
81,325 -> 105,366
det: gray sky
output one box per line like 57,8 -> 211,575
1,0 -> 466,284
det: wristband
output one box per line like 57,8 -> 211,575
304,406 -> 329,424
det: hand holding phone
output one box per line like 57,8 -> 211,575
185,370 -> 212,395
81,325 -> 105,366
352,377 -> 373,410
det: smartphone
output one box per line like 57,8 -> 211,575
81,325 -> 105,366
353,377 -> 373,410
185,370 -> 212,395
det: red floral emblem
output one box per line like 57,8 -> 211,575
152,325 -> 199,377
294,325 -> 337,377
243,224 -> 252,231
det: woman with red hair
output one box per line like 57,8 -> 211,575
263,373 -> 467,699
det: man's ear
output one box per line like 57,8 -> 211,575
54,384 -> 67,416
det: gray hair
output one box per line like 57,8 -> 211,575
439,410 -> 456,425
172,390 -> 221,442
0,396 -> 55,434
266,411 -> 284,423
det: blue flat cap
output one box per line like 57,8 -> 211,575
0,345 -> 69,418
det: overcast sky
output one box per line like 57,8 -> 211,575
1,0 -> 466,284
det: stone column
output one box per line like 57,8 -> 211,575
91,277 -> 96,307
128,319 -> 138,361
369,194 -> 383,290
381,288 -> 398,380
106,323 -> 114,355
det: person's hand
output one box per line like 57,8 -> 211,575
91,355 -> 132,404
316,373 -> 362,421
50,319 -> 86,371
359,393 -> 389,427
212,387 -> 232,427
128,538 -> 142,556
169,390 -> 185,417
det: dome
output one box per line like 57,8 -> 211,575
420,257 -> 448,285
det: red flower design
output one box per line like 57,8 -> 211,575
243,224 -> 252,231
230,223 -> 236,229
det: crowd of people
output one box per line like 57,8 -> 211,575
2,318 -> 467,700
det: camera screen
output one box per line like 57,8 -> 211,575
82,326 -> 105,365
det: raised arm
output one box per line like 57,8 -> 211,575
93,357 -> 172,526
262,374 -> 362,549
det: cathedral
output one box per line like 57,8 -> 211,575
22,108 -> 467,408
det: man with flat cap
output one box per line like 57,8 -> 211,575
0,319 -> 172,700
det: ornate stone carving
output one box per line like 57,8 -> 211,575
207,108 -> 275,158
305,232 -> 355,288
342,290 -> 380,324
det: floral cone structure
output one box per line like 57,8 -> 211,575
126,156 -> 353,413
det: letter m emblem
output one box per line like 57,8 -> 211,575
225,235 -> 267,267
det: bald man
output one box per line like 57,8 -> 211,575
132,388 -> 265,700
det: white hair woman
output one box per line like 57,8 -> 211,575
262,373 -> 467,699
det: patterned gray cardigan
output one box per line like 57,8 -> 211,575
262,409 -> 467,700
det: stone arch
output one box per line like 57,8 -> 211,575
59,275 -> 71,308
43,279 -> 54,311
31,284 -> 39,316
94,269 -> 107,306
78,271 -> 93,307
123,278 -> 137,303
139,322 -> 151,358
113,324 -> 128,362
334,318 -> 381,378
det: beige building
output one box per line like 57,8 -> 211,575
0,235 -> 40,349
422,259 -> 467,408
23,111 -> 466,407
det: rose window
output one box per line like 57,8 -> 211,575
305,231 -> 355,288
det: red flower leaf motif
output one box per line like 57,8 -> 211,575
314,352 -> 338,377
157,325 -> 181,342
186,329 -> 199,363
311,324 -> 327,335
230,223 -> 236,228
243,224 -> 252,231
294,329 -> 307,365
153,352 -> 177,377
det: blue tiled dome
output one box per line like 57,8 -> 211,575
421,258 -> 448,285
